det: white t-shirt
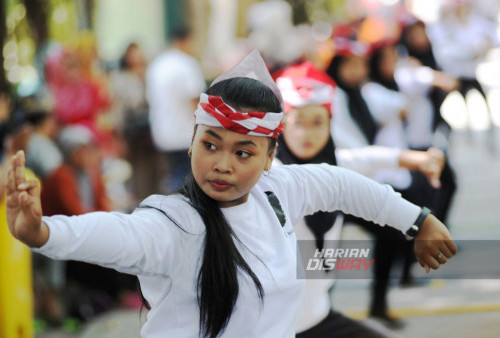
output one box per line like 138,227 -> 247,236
146,49 -> 206,152
34,164 -> 420,337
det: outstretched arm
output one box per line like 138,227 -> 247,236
5,151 -> 177,276
336,146 -> 445,188
270,164 -> 457,271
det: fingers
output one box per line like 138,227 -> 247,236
417,241 -> 458,273
14,150 -> 26,188
445,239 -> 458,256
427,165 -> 442,189
6,165 -> 17,196
17,179 -> 40,208
424,254 -> 441,270
438,244 -> 454,260
17,178 -> 39,194
416,257 -> 431,274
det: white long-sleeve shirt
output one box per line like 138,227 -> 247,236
273,147 -> 403,333
428,12 -> 499,79
34,164 -> 420,337
336,84 -> 412,190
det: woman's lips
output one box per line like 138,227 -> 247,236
210,180 -> 231,190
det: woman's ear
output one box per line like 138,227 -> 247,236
265,143 -> 277,170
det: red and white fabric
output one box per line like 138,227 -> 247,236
276,62 -> 336,116
194,93 -> 284,138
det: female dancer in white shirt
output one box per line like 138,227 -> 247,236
275,61 -> 444,337
5,51 -> 455,338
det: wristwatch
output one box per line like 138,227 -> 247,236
405,207 -> 432,240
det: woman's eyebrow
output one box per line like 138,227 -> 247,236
235,140 -> 257,147
205,129 -> 257,147
205,129 -> 222,140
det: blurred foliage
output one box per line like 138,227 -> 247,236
286,0 -> 347,24
2,0 -> 81,94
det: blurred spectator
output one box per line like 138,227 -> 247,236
110,42 -> 148,132
25,110 -> 62,179
40,125 -> 137,321
41,126 -> 109,215
44,33 -> 114,154
427,0 -> 499,134
0,95 -> 33,197
110,42 -> 160,202
246,0 -> 312,72
399,18 -> 458,142
146,26 -> 205,193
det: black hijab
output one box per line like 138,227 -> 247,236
400,21 -> 439,70
276,134 -> 340,251
326,55 -> 378,145
369,45 -> 400,91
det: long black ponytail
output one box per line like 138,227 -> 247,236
182,77 -> 281,337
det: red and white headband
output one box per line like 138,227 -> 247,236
195,94 -> 283,138
276,62 -> 336,116
194,50 -> 284,138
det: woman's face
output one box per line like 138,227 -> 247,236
379,45 -> 398,79
126,45 -> 146,69
406,24 -> 430,52
191,125 -> 275,208
338,55 -> 369,87
283,105 -> 331,160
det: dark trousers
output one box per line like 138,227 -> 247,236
459,78 -> 488,100
296,311 -> 386,338
409,147 -> 457,224
343,172 -> 431,316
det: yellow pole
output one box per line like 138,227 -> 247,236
0,168 -> 34,338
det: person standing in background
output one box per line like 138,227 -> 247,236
146,26 -> 206,193
110,42 -> 160,202
25,110 -> 62,180
427,0 -> 499,148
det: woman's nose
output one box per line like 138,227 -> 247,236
214,152 -> 232,173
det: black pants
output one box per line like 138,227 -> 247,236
409,147 -> 457,224
343,171 -> 431,316
296,311 -> 387,338
459,78 -> 488,100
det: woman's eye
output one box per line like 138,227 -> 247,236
314,120 -> 325,127
204,142 -> 216,151
236,151 -> 251,159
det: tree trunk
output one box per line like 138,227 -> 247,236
0,0 -> 9,93
22,0 -> 50,51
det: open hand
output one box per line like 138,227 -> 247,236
5,150 -> 48,247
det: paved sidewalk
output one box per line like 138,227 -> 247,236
334,129 -> 500,338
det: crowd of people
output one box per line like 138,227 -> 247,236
1,0 -> 498,336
